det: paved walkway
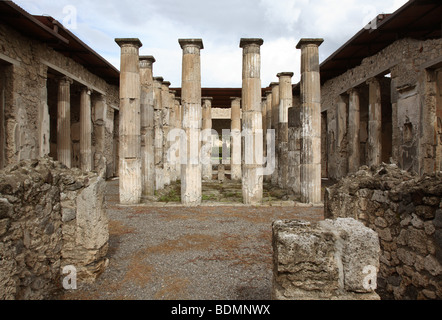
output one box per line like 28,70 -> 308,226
57,179 -> 324,300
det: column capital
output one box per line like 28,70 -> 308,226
366,77 -> 381,85
162,81 -> 171,87
58,76 -> 73,85
239,38 -> 264,48
347,87 -> 360,95
230,97 -> 241,102
277,72 -> 294,78
269,82 -> 279,88
265,90 -> 272,97
202,97 -> 213,101
115,38 -> 143,48
153,76 -> 164,82
139,55 -> 156,68
81,86 -> 93,95
179,39 -> 204,50
296,38 -> 324,49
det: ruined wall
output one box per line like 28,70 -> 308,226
321,37 -> 442,179
325,164 -> 442,300
272,218 -> 380,300
0,158 -> 108,300
0,22 -> 119,174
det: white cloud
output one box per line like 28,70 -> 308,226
13,0 -> 410,87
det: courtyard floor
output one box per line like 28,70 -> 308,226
55,179 -> 325,300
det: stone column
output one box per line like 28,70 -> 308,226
174,97 -> 182,180
92,94 -> 108,177
153,76 -> 164,191
169,90 -> 178,183
367,77 -> 382,167
179,39 -> 204,206
336,95 -> 348,178
230,97 -> 242,181
140,55 -> 156,196
161,81 -> 172,186
115,38 -> 143,205
288,105 -> 301,194
264,90 -> 273,182
348,88 -> 361,173
277,72 -> 294,189
297,38 -> 323,205
270,82 -> 279,186
39,78 -> 50,159
80,87 -> 93,172
202,97 -> 213,181
240,38 -> 264,205
57,76 -> 73,168
261,97 -> 267,160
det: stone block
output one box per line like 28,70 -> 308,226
272,218 -> 380,300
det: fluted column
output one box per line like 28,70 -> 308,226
179,39 -> 204,206
174,97 -> 182,180
297,38 -> 323,205
115,38 -> 143,205
202,97 -> 213,181
230,97 -> 242,181
277,72 -> 294,189
80,87 -> 93,172
348,88 -> 361,173
162,80 -> 172,186
270,82 -> 279,185
169,90 -> 178,183
240,38 -> 264,205
153,76 -> 164,191
264,90 -> 273,182
57,76 -> 73,168
261,97 -> 267,160
367,77 -> 382,167
140,55 -> 156,196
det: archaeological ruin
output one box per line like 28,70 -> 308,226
0,0 -> 441,300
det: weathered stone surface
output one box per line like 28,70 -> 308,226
272,218 -> 380,300
0,158 -> 109,300
325,163 -> 442,299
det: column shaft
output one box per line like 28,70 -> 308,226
277,72 -> 294,189
179,39 -> 204,206
115,38 -> 143,205
57,76 -> 72,168
270,82 -> 279,185
231,97 -> 242,181
140,56 -> 156,196
202,97 -> 213,181
240,38 -> 264,205
80,87 -> 93,172
297,38 -> 323,204
348,88 -> 361,173
153,76 -> 164,191
367,77 -> 382,166
162,81 -> 172,186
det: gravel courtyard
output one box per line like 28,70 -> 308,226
56,179 -> 324,300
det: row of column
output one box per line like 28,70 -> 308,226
116,37 -> 325,205
263,39 -> 324,205
346,77 -> 383,174
57,76 -> 97,173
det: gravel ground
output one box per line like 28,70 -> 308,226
56,179 -> 324,300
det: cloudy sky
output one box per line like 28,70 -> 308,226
15,0 -> 408,88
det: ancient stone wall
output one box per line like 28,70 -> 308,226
325,163 -> 442,299
321,37 -> 442,180
272,218 -> 380,300
0,22 -> 119,175
0,158 -> 108,300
